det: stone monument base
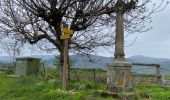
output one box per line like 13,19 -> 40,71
107,60 -> 132,92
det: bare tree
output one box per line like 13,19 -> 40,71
0,0 -> 168,79
0,40 -> 22,62
0,36 -> 23,71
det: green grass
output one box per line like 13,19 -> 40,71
0,71 -> 78,100
133,84 -> 170,100
165,75 -> 170,80
0,70 -> 108,100
1,69 -> 170,100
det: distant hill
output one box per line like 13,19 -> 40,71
0,56 -> 13,64
128,55 -> 170,65
31,55 -> 55,67
70,54 -> 112,69
0,54 -> 170,75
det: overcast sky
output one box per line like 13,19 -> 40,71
1,1 -> 170,58
96,2 -> 170,58
124,3 -> 170,58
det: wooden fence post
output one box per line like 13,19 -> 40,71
156,64 -> 161,84
93,68 -> 96,83
74,70 -> 80,82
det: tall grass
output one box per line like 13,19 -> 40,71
0,71 -> 82,100
1,69 -> 170,100
134,84 -> 170,100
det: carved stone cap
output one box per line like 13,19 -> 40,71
107,60 -> 132,67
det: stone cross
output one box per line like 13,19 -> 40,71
107,0 -> 132,92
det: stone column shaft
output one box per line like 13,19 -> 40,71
115,12 -> 124,60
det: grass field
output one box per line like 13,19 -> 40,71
1,69 -> 170,100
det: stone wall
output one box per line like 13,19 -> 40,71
132,74 -> 158,84
70,72 -> 160,84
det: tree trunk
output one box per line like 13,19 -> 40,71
58,39 -> 70,88
58,40 -> 69,88
68,55 -> 71,81
59,49 -> 64,82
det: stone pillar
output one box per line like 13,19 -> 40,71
107,61 -> 132,92
107,0 -> 132,92
114,8 -> 125,60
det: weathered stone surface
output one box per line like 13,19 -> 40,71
15,57 -> 41,76
132,75 -> 158,84
107,60 -> 132,67
107,60 -> 132,92
106,0 -> 133,92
